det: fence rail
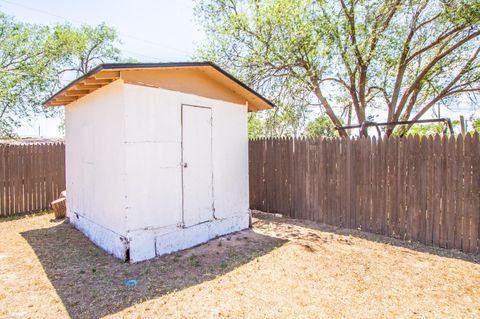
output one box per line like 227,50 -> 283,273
0,143 -> 65,217
249,134 -> 480,254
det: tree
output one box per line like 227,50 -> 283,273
248,113 -> 264,139
406,121 -> 460,136
195,0 -> 480,137
304,116 -> 339,138
0,13 -> 61,136
0,12 -> 120,137
247,101 -> 309,138
54,23 -> 120,76
472,117 -> 480,132
262,97 -> 310,137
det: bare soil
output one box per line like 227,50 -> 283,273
0,211 -> 479,319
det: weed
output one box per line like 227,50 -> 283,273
220,260 -> 228,269
189,255 -> 200,267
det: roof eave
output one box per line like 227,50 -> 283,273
43,62 -> 276,110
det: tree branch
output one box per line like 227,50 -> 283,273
310,75 -> 348,137
393,30 -> 480,121
403,46 -> 480,130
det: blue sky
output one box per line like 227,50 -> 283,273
0,0 -> 203,136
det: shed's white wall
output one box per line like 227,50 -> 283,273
123,84 -> 249,261
65,80 -> 250,262
65,80 -> 128,258
123,85 -> 183,231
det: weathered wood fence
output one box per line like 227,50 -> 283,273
0,143 -> 65,217
249,134 -> 480,253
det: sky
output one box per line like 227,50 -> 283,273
0,0 -> 204,137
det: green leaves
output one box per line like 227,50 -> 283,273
305,116 -> 339,138
0,12 -> 120,137
0,13 -> 57,136
52,23 -> 120,75
195,0 -> 480,137
472,118 -> 480,133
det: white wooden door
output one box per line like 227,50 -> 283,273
181,105 -> 214,227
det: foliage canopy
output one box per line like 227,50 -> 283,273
0,13 -> 120,137
195,0 -> 480,137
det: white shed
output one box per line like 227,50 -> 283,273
44,62 -> 273,262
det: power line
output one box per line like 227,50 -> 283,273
0,0 -> 192,59
0,0 -> 189,53
121,50 -> 165,62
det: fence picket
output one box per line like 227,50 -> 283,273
0,146 -> 4,216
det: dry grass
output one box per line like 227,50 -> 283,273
1,211 -> 479,319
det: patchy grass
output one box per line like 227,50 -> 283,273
0,211 -> 479,318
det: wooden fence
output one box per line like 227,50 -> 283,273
249,134 -> 480,254
0,143 -> 65,217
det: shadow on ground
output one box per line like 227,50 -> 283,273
22,220 -> 286,319
253,211 -> 480,264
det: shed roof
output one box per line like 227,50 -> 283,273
44,62 -> 275,111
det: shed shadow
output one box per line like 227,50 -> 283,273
21,220 -> 286,319
253,211 -> 480,264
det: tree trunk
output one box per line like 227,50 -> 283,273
312,85 -> 348,137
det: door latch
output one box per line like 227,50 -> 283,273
181,162 -> 188,168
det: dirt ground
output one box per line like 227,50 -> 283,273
0,211 -> 479,319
